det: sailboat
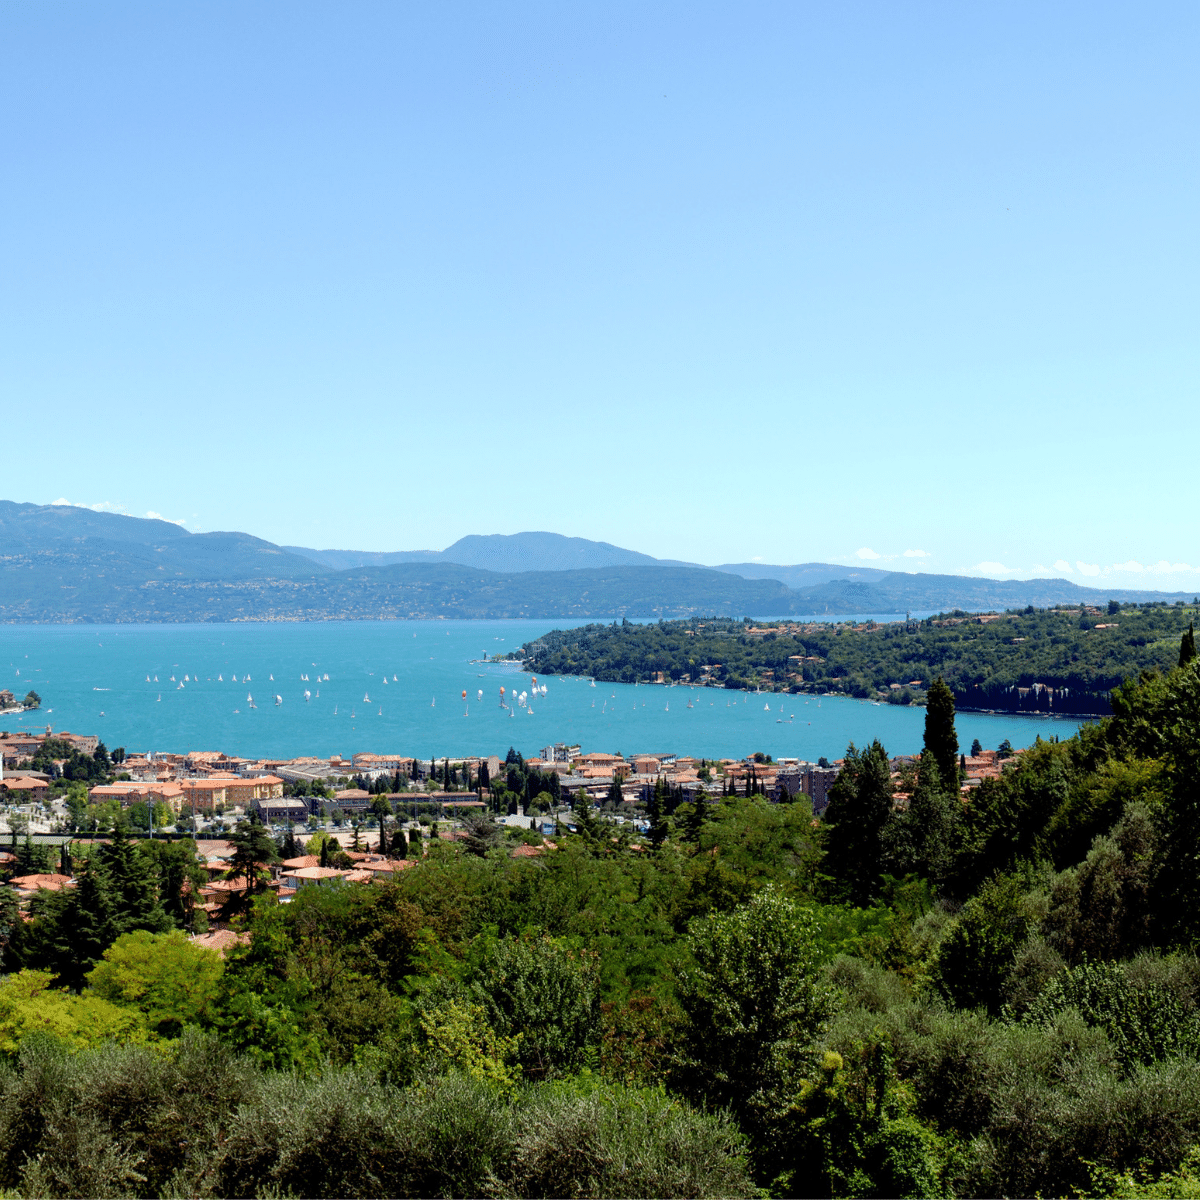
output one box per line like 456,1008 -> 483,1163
246,674 -> 251,682
764,702 -> 770,711
364,692 -> 371,703
218,674 -> 223,681
170,675 -> 176,682
153,675 -> 158,682
315,689 -> 319,698
333,705 -> 338,715
383,677 -> 388,685
145,674 -> 150,682
275,694 -> 283,706
392,674 -> 397,682
430,697 -> 435,707
304,690 -> 311,702
248,694 -> 256,708
156,693 -> 161,702
378,706 -> 382,716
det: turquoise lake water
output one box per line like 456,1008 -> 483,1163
0,621 -> 1083,762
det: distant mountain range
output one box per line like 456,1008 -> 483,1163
0,501 -> 1192,623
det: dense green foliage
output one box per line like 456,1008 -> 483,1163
11,650 -> 1200,1193
522,603 -> 1200,713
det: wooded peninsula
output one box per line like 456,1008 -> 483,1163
520,601 -> 1199,715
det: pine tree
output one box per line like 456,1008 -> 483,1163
225,819 -> 279,917
924,677 -> 959,789
683,791 -> 709,842
823,740 -> 894,906
101,825 -> 171,936
49,861 -> 117,989
1181,623 -> 1197,668
390,828 -> 408,858
571,793 -> 602,843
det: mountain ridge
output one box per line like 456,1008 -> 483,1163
2,502 -> 1194,621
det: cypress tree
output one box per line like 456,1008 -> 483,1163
924,677 -> 959,789
647,778 -> 669,849
59,842 -> 72,878
1181,623 -> 1197,668
390,827 -> 408,858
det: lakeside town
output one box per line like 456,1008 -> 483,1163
0,721 -> 1021,943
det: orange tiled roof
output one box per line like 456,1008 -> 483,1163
9,872 -> 73,891
281,854 -> 321,869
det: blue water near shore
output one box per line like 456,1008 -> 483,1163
0,621 -> 1083,762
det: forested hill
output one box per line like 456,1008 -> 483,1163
520,603 -> 1199,715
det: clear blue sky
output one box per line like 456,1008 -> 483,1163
3,2 -> 1198,587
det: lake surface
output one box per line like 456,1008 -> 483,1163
0,621 -> 1083,762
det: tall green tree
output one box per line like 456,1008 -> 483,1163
100,826 -> 172,937
370,795 -> 393,850
1181,622 -> 1197,668
822,741 -> 893,905
40,862 -> 118,989
882,752 -> 959,886
225,818 -> 280,918
682,791 -> 710,843
571,793 -> 602,844
924,677 -> 959,787
647,778 -> 669,849
673,887 -> 833,1175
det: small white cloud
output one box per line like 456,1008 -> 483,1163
1109,560 -> 1145,574
145,511 -> 188,527
974,561 -> 1016,575
855,547 -> 882,560
903,549 -> 930,558
1076,561 -> 1101,577
51,497 -> 72,506
1054,560 -> 1073,573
